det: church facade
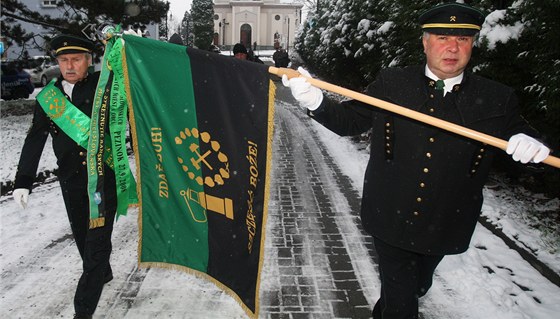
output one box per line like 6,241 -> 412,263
213,0 -> 303,51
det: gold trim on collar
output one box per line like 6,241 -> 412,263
422,23 -> 481,30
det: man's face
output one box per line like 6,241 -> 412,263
423,33 -> 474,79
234,53 -> 247,60
56,53 -> 91,84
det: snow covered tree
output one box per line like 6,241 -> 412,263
474,0 -> 560,190
1,0 -> 168,56
180,12 -> 194,47
295,0 -> 389,89
476,0 -> 559,146
190,0 -> 214,50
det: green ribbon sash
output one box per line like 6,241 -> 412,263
86,34 -> 138,228
37,82 -> 92,148
37,80 -> 114,171
38,74 -> 138,229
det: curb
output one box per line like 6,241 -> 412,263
478,216 -> 560,287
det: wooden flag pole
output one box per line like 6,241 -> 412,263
269,67 -> 560,169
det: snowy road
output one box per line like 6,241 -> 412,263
1,85 -> 559,318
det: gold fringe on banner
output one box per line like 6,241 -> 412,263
138,261 -> 260,318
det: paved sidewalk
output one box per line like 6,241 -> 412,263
258,84 -> 380,318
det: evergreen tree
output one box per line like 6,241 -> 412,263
180,12 -> 194,47
295,0 -> 388,90
477,0 -> 560,145
1,0 -> 168,57
375,0 -> 427,69
190,0 -> 214,50
519,0 -> 560,143
474,0 -> 560,192
159,18 -> 169,41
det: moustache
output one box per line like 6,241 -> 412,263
64,70 -> 77,75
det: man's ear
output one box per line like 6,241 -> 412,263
422,35 -> 428,54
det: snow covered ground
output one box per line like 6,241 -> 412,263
1,88 -> 559,318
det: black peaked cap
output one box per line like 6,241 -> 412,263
419,2 -> 486,36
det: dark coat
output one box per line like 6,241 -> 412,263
311,65 -> 535,255
273,49 -> 290,67
13,71 -> 119,314
14,72 -> 114,189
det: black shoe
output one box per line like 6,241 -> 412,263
73,313 -> 92,319
104,271 -> 113,284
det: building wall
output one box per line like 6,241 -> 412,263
4,0 -> 61,59
214,0 -> 302,51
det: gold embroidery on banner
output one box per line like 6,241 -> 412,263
175,128 -> 233,223
176,128 -> 230,187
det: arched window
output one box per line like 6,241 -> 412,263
240,23 -> 252,47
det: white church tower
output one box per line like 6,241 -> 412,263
213,0 -> 303,51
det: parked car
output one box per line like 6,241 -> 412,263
23,56 -> 60,87
1,61 -> 35,100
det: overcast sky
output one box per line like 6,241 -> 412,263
168,0 -> 192,18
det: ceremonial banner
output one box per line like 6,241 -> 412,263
119,35 -> 275,317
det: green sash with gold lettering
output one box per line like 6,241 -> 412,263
38,77 -> 137,229
37,82 -> 93,149
86,37 -> 138,229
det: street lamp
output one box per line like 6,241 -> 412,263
220,18 -> 229,46
285,16 -> 290,53
124,1 -> 140,17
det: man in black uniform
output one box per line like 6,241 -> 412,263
233,42 -> 249,60
13,34 -> 117,319
273,46 -> 290,68
282,3 -> 551,318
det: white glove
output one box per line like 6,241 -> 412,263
123,28 -> 142,37
282,67 -> 323,110
13,188 -> 30,209
506,133 -> 550,164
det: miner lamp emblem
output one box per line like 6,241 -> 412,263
47,96 -> 66,119
175,127 -> 233,222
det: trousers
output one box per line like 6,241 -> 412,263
372,237 -> 444,319
60,171 -> 116,315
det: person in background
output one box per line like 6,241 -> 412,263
233,42 -> 264,64
247,47 -> 264,64
168,33 -> 183,45
273,45 -> 290,68
282,2 -> 550,318
12,34 -> 118,319
233,42 -> 248,60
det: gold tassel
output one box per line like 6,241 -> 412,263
89,217 -> 105,229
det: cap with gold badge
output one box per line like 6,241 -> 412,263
418,2 -> 486,36
50,34 -> 94,56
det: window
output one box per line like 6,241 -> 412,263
214,14 -> 220,20
42,0 -> 58,7
274,15 -> 280,21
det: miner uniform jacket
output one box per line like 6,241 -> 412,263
14,71 -> 117,315
310,65 -> 536,256
13,72 -> 112,187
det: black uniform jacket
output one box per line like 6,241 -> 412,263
14,72 -> 114,190
311,65 -> 535,255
